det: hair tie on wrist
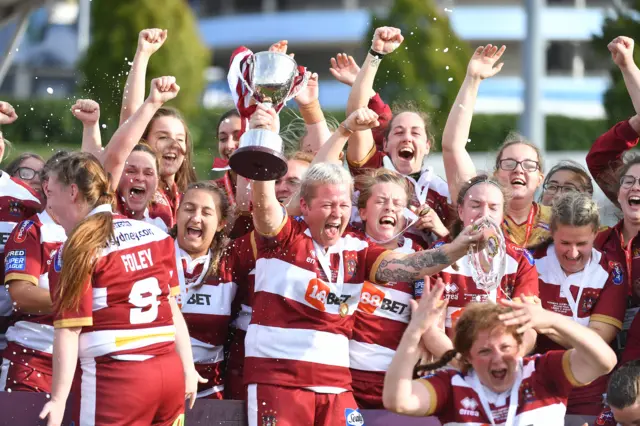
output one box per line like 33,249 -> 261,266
369,48 -> 386,59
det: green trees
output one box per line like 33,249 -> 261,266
365,0 -> 471,135
79,0 -> 210,124
592,3 -> 640,127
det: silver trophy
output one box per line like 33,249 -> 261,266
467,217 -> 507,294
229,51 -> 309,181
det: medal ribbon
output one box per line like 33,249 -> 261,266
312,239 -> 345,303
554,248 -> 591,322
521,204 -> 537,248
174,239 -> 211,307
222,171 -> 236,208
470,359 -> 524,426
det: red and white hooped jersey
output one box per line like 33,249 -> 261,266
419,351 -> 582,425
178,247 -> 237,397
0,172 -> 43,350
2,211 -> 65,372
246,216 -> 390,391
434,242 -> 539,334
50,206 -> 179,360
350,236 -> 422,376
534,244 -> 626,414
228,232 -> 257,333
116,190 -> 169,232
147,183 -> 181,230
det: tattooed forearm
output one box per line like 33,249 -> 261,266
375,248 -> 452,282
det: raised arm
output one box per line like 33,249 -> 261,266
442,45 -> 505,202
119,28 -> 167,125
72,99 -> 102,160
312,107 -> 379,165
609,36 -> 640,113
294,73 -> 331,153
250,105 -> 285,235
383,279 -> 448,415
346,27 -> 403,164
103,76 -> 180,190
0,101 -> 18,125
375,225 -> 483,283
500,298 -> 617,386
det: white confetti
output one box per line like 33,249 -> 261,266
46,87 -> 53,94
448,77 -> 453,82
446,66 -> 449,70
444,8 -> 453,13
443,48 -> 449,53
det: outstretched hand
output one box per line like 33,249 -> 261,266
329,53 -> 360,86
467,44 -> 506,80
498,295 -> 552,334
407,276 -> 448,336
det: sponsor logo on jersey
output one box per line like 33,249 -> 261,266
344,409 -> 364,426
305,278 -> 350,312
609,261 -> 624,285
459,397 -> 480,417
5,249 -> 26,273
358,281 -> 409,315
514,246 -> 535,265
535,222 -> 550,231
14,220 -> 34,243
54,247 -> 63,273
413,279 -> 424,298
8,200 -> 25,217
187,293 -> 211,306
433,241 -> 445,248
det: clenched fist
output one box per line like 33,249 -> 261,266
0,101 -> 18,125
147,76 -> 180,106
608,36 -> 636,70
371,27 -> 404,55
71,99 -> 100,125
343,107 -> 380,132
137,28 -> 168,56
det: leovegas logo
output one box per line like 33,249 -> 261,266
358,281 -> 386,314
305,278 -> 330,311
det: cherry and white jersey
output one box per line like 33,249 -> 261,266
50,206 -> 179,360
420,350 -> 582,425
116,191 -> 169,232
534,244 -> 626,415
350,236 -> 422,376
0,172 -> 43,351
2,211 -> 66,373
246,216 -> 390,391
178,247 -> 237,398
147,183 -> 180,229
434,242 -> 539,334
229,232 -> 257,333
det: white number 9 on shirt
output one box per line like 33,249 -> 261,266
129,277 -> 162,324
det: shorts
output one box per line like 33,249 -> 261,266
247,383 -> 362,426
0,357 -> 52,393
72,351 -> 185,426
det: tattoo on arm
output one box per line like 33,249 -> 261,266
375,248 -> 451,282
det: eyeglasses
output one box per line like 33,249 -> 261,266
543,184 -> 578,195
15,167 -> 38,181
498,159 -> 540,172
620,175 -> 640,189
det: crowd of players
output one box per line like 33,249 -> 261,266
0,24 -> 639,426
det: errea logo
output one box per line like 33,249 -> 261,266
459,397 -> 480,417
444,282 -> 459,300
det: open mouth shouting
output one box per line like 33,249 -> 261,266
323,222 -> 342,239
510,177 -> 526,187
185,225 -> 203,240
129,185 -> 147,201
398,146 -> 415,161
379,215 -> 397,229
629,195 -> 640,207
490,368 -> 507,381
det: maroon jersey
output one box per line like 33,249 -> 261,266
419,351 -> 582,424
50,207 -> 179,360
147,182 -> 180,230
2,211 -> 65,374
435,242 -> 539,334
246,216 -> 390,391
0,172 -> 43,351
535,244 -> 625,415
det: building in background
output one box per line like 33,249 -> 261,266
0,0 -> 618,118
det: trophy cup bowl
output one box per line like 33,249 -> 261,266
229,52 -> 300,181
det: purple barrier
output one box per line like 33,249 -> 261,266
0,392 -> 442,426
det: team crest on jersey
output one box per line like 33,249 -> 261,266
8,200 -> 25,217
346,258 -> 357,279
609,261 -> 624,285
344,409 -> 364,426
261,410 -> 277,426
595,408 -> 615,426
13,220 -> 34,243
521,382 -> 536,402
581,289 -> 599,313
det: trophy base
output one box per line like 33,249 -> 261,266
229,146 -> 288,181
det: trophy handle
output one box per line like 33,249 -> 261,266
286,70 -> 311,102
